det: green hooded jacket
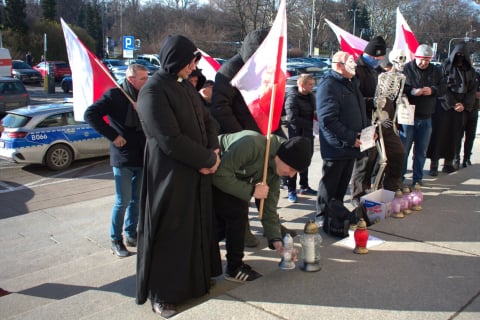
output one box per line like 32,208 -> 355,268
213,130 -> 285,243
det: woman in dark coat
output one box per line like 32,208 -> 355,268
135,35 -> 222,318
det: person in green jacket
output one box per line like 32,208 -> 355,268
213,130 -> 312,282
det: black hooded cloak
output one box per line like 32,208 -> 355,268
135,35 -> 222,306
428,43 -> 477,162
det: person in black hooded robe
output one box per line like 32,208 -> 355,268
135,34 -> 222,318
428,43 -> 477,174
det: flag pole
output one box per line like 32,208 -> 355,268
258,83 -> 277,219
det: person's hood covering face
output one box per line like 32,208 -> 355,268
449,43 -> 472,69
159,35 -> 201,75
239,29 -> 269,62
444,43 -> 473,94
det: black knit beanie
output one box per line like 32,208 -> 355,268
364,36 -> 387,57
159,35 -> 201,75
276,137 -> 312,172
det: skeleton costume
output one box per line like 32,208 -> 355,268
371,49 -> 407,191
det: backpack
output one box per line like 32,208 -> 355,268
322,199 -> 371,238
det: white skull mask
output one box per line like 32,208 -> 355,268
389,49 -> 407,71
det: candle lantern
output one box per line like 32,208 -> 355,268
300,220 -> 322,272
353,218 -> 369,254
391,189 -> 404,218
411,183 -> 423,211
279,233 -> 296,270
401,186 -> 412,215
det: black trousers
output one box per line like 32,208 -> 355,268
212,186 -> 248,274
316,158 -> 355,215
286,136 -> 314,192
462,108 -> 478,161
351,148 -> 377,199
287,169 -> 309,192
379,128 -> 405,191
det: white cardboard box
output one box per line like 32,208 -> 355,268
360,189 -> 395,224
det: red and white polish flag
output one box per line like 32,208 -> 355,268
324,18 -> 368,60
392,7 -> 419,61
197,48 -> 221,81
230,0 -> 287,136
61,18 -> 117,121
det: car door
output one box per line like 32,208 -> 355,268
63,111 -> 109,157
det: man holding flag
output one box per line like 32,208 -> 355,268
211,0 -> 291,247
350,36 -> 387,202
213,130 -> 312,282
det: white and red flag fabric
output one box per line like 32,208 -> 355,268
61,18 -> 117,121
197,48 -> 221,81
392,7 -> 419,61
325,18 -> 368,60
230,0 -> 287,136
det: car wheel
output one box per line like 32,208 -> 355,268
45,144 -> 73,170
62,83 -> 70,93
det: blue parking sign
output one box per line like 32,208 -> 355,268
123,36 -> 135,50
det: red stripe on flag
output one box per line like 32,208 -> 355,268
339,36 -> 364,60
401,26 -> 419,54
202,55 -> 221,72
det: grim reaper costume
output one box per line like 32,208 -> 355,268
135,35 -> 222,309
428,43 -> 477,173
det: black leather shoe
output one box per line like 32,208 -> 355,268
442,165 -> 456,174
125,235 -> 137,247
453,160 -> 460,171
111,240 -> 129,257
152,302 -> 177,318
429,168 -> 438,176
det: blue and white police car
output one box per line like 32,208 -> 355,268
0,102 -> 109,170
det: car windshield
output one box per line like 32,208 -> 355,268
0,81 -> 27,94
13,61 -> 33,69
2,113 -> 31,128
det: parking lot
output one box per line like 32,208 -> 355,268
0,82 -> 112,217
26,83 -> 72,105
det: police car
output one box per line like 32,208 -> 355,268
0,102 -> 109,170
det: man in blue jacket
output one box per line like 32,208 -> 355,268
316,51 -> 370,219
84,64 -> 148,257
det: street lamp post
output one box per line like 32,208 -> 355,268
309,0 -> 315,57
348,8 -> 359,36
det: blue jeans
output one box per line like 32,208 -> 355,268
400,118 -> 432,182
111,166 -> 143,241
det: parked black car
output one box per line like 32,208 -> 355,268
12,60 -> 42,84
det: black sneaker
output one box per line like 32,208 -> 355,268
125,235 -> 137,247
298,186 -> 318,196
225,264 -> 262,283
111,240 -> 129,257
